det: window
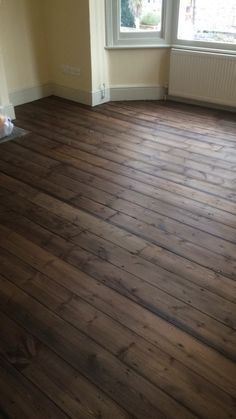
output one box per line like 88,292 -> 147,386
177,0 -> 236,45
121,0 -> 163,34
105,0 -> 172,47
106,0 -> 236,51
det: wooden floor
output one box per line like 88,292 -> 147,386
0,97 -> 236,419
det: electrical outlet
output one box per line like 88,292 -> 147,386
61,65 -> 80,77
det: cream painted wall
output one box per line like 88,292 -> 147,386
46,0 -> 92,94
0,0 -> 170,107
108,48 -> 170,88
0,0 -> 49,94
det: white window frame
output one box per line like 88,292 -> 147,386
172,0 -> 236,54
105,0 -> 236,53
105,0 -> 173,48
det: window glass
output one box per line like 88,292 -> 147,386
178,0 -> 236,45
120,0 -> 163,33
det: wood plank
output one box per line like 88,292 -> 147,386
5,141 -> 234,247
0,312 -> 131,419
0,219 -> 235,364
24,97 -> 236,144
6,117 -> 236,196
55,144 -> 236,212
0,140 -> 59,169
0,355 -> 68,419
16,106 -> 236,192
0,159 -> 77,201
13,132 -> 236,228
2,162 -> 236,264
108,211 -> 236,278
19,99 -> 236,168
104,101 -> 236,140
0,272 -> 235,419
16,113 -> 236,187
31,191 -> 236,289
0,276 -> 197,419
2,184 -> 236,306
0,96 -> 235,418
2,181 -> 235,291
0,189 -> 83,239
0,235 -> 235,401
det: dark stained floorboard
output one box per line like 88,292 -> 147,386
0,97 -> 236,419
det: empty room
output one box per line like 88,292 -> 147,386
0,0 -> 235,418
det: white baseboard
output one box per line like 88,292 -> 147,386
0,103 -> 16,120
52,84 -> 111,107
50,84 -> 166,105
10,83 -> 53,107
7,83 -> 167,114
110,85 -> 166,101
91,88 -> 110,106
167,95 -> 236,113
52,83 -> 91,106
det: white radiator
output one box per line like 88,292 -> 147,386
169,49 -> 236,108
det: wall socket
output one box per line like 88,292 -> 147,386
61,64 -> 80,77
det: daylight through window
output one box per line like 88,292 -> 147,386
106,0 -> 236,49
177,0 -> 236,45
120,0 -> 163,33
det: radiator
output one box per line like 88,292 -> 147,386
169,49 -> 236,108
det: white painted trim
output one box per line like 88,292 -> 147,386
167,96 -> 236,113
0,103 -> 15,120
105,45 -> 171,50
51,83 -> 91,106
171,44 -> 236,56
8,83 -> 93,107
171,1 -> 236,53
91,88 -> 110,106
7,82 -> 111,109
9,83 -> 53,107
110,85 -> 167,101
105,0 -> 173,48
0,51 -> 16,119
53,84 -> 111,107
5,80 -> 234,115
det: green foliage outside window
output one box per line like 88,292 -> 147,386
140,12 -> 161,26
121,0 -> 135,28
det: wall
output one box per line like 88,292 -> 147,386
0,0 -> 93,107
107,48 -> 170,101
0,0 -> 50,104
46,0 -> 170,103
46,0 -> 92,103
108,48 -> 170,88
0,0 -> 170,108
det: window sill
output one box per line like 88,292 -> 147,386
171,44 -> 236,56
105,43 -> 236,54
105,44 -> 172,50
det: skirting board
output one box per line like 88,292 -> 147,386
92,88 -> 110,106
53,84 -> 165,105
167,95 -> 236,113
110,85 -> 167,101
8,82 -> 167,111
53,84 -> 111,106
10,84 -> 53,107
52,83 -> 91,106
53,85 -> 164,105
